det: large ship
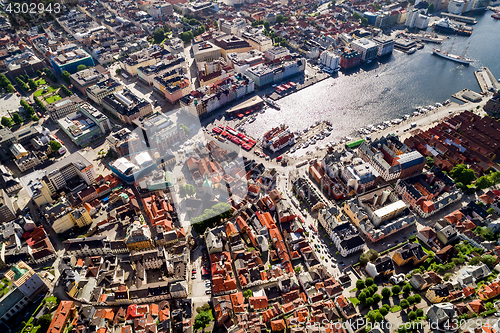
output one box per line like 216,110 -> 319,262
432,48 -> 473,65
433,18 -> 473,36
262,124 -> 294,153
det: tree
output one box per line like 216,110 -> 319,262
487,207 -> 495,215
294,266 -> 302,273
375,312 -> 384,322
379,307 -> 389,316
392,285 -> 401,294
280,40 -> 286,47
428,3 -> 435,12
6,84 -> 15,93
1,117 -> 12,127
12,113 -> 23,124
77,64 -> 87,71
407,295 -> 415,305
243,290 -> 253,299
356,279 -> 365,290
469,257 -> 481,265
381,287 -> 391,299
36,70 -> 43,76
179,123 -> 190,135
450,164 -> 475,186
413,294 -> 421,304
31,114 -> 40,122
482,254 -> 497,267
361,17 -> 369,26
365,297 -> 374,307
408,311 -> 417,321
426,156 -> 434,168
193,311 -> 211,331
403,284 -> 412,294
62,70 -> 71,84
276,14 -> 284,24
28,79 -> 37,90
153,28 -> 165,44
264,21 -> 270,30
486,302 -> 494,310
213,20 -> 218,28
398,327 -> 407,333
358,292 -> 367,303
365,278 -> 374,287
373,293 -> 382,304
179,185 -> 187,198
476,175 -> 494,190
60,85 -> 73,96
185,184 -> 196,196
366,310 -> 376,322
116,68 -> 122,75
353,12 -> 361,20
49,140 -> 62,152
400,299 -> 409,309
370,284 -> 378,294
416,308 -> 424,317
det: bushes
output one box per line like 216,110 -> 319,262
392,285 -> 401,294
403,284 -> 412,294
416,308 -> 424,317
34,96 -> 46,112
400,299 -> 409,309
381,287 -> 391,299
356,279 -> 365,290
365,278 -> 374,286
60,85 -> 72,96
360,249 -> 379,265
372,293 -> 382,304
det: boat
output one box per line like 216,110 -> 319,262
249,118 -> 256,123
264,98 -> 280,110
432,48 -> 473,65
325,131 -> 331,136
492,12 -> 500,19
433,18 -> 473,36
407,48 -> 417,54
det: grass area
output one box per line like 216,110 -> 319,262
35,78 -> 46,86
349,288 -> 358,292
34,86 -> 58,97
415,239 -> 434,255
391,305 -> 402,312
45,94 -> 62,104
349,297 -> 360,306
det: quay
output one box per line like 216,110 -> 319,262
452,89 -> 483,103
406,33 -> 445,44
441,13 -> 477,24
475,67 -> 500,94
268,72 -> 330,101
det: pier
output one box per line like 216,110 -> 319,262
268,72 -> 330,101
452,89 -> 483,103
475,67 -> 500,94
441,13 -> 477,24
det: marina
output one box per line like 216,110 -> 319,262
268,72 -> 330,101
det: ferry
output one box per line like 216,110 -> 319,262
432,48 -> 473,65
265,98 -> 280,110
433,18 -> 473,36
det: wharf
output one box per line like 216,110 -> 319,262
475,67 -> 500,94
441,13 -> 477,24
406,33 -> 445,44
268,72 -> 330,101
452,89 -> 483,103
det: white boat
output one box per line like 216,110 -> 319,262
303,142 -> 309,148
432,48 -> 473,65
435,103 -> 443,107
325,132 -> 331,136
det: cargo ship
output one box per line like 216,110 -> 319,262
433,18 -> 473,36
262,124 -> 295,153
432,48 -> 473,65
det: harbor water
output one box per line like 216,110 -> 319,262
244,12 -> 500,142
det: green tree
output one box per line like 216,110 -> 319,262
62,70 -> 71,84
77,64 -> 87,71
28,79 -> 37,90
179,123 -> 190,135
37,314 -> 53,333
426,156 -> 434,168
60,85 -> 73,96
398,326 -> 407,333
31,114 -> 40,122
264,21 -> 270,30
413,294 -> 421,304
487,207 -> 495,215
400,299 -> 409,309
476,176 -> 494,190
12,113 -> 23,124
280,40 -> 287,47
365,278 -> 374,286
379,307 -> 389,316
416,308 -> 424,317
185,184 -> 196,196
381,287 -> 391,299
1,117 -> 12,127
428,3 -> 435,12
407,295 -> 415,305
276,15 -> 284,24
375,312 -> 384,322
450,164 -> 475,186
486,302 -> 494,310
193,311 -> 211,331
365,297 -> 374,307
353,12 -> 361,20
358,292 -> 367,303
6,84 -> 15,93
356,279 -> 365,290
361,17 -> 369,26
392,285 -> 401,294
366,310 -> 376,322
373,293 -> 382,304
179,185 -> 187,198
408,311 -> 417,321
482,254 -> 497,267
243,290 -> 253,298
49,140 -> 62,152
116,68 -> 122,75
153,28 -> 165,44
403,284 -> 412,294
469,257 -> 481,265
213,20 -> 218,28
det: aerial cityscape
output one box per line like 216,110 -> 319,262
0,0 -> 500,333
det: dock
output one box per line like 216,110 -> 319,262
268,72 -> 330,101
441,13 -> 477,24
452,89 -> 483,103
475,67 -> 500,94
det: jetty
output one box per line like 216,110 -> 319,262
452,89 -> 483,103
441,13 -> 477,24
268,72 -> 330,101
475,67 -> 500,94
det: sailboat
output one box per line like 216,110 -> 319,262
432,39 -> 473,65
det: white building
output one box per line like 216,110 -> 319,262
448,0 -> 465,13
350,38 -> 379,62
405,8 -> 430,29
319,50 -> 340,70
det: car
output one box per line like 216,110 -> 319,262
205,290 -> 212,295
495,313 -> 500,317
387,244 -> 391,247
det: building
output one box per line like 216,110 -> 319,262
448,0 -> 465,14
365,256 -> 394,278
45,301 -> 75,333
264,47 -> 290,62
405,8 -> 430,29
341,163 -> 379,193
392,243 -> 428,266
43,151 -> 95,194
125,220 -> 154,251
107,128 -> 143,158
319,50 -> 340,70
0,189 -> 17,223
147,3 -> 173,18
245,58 -> 306,87
50,49 -> 95,75
5,47 -> 44,76
86,78 -> 124,105
192,41 -> 222,63
137,54 -> 186,86
121,47 -> 169,76
242,33 -> 273,52
135,112 -> 187,153
69,65 -> 108,94
102,89 -> 153,124
372,35 -> 395,57
484,94 -> 500,114
425,284 -> 450,303
214,35 -> 252,58
0,165 -> 22,194
57,103 -> 111,147
318,205 -> 344,239
219,18 -> 247,35
46,95 -> 83,122
330,223 -> 365,257
227,50 -> 265,74
351,39 -> 379,62
338,49 -> 361,69
153,72 -> 191,104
